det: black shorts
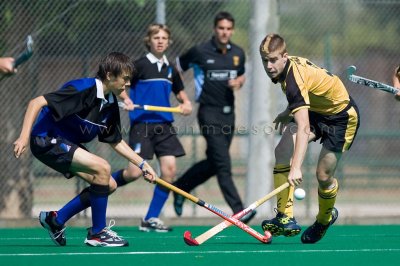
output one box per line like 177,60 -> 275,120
129,123 -> 185,160
30,135 -> 80,179
309,99 -> 360,152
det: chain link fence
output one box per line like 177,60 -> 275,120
0,0 -> 399,225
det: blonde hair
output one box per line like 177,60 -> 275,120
259,33 -> 287,56
143,23 -> 171,51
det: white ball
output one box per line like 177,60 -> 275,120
294,188 -> 306,200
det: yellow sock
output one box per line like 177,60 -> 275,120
274,164 -> 294,218
316,178 -> 339,225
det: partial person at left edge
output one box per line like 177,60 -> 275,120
392,64 -> 400,101
0,57 -> 16,75
13,52 -> 158,247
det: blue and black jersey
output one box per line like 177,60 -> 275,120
176,37 -> 245,107
31,78 -> 122,144
129,53 -> 184,123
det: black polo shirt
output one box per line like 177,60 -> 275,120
176,37 -> 245,107
31,78 -> 122,144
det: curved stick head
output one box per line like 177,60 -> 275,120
346,65 -> 356,78
26,35 -> 34,52
183,231 -> 199,246
264,230 -> 273,244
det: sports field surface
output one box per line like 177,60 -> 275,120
1,225 -> 399,266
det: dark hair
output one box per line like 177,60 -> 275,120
96,52 -> 135,81
214,11 -> 235,28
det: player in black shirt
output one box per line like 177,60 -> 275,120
172,11 -> 256,223
13,52 -> 157,247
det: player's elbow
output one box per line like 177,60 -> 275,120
29,96 -> 47,110
296,121 -> 310,136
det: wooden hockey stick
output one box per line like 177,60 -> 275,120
183,182 -> 289,246
155,178 -> 272,244
118,102 -> 181,113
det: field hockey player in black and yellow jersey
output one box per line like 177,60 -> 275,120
259,33 -> 360,244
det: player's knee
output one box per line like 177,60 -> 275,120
124,165 -> 142,182
316,169 -> 336,190
109,178 -> 117,194
316,167 -> 333,182
93,160 -> 112,185
161,165 -> 176,182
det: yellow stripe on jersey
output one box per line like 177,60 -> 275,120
343,106 -> 359,151
281,56 -> 350,116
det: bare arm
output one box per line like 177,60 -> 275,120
176,90 -> 192,115
14,96 -> 48,158
228,74 -> 245,91
110,140 -> 157,182
288,108 -> 310,187
118,90 -> 135,110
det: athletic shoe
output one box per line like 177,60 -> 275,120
240,210 -> 257,224
139,217 -> 172,232
84,221 -> 128,247
261,211 -> 301,237
173,192 -> 185,216
39,211 -> 66,246
301,207 -> 338,244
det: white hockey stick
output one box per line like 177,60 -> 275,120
346,65 -> 399,95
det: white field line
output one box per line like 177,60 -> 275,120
1,249 -> 400,257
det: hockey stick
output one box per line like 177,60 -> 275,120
13,35 -> 34,68
184,182 -> 289,246
118,102 -> 181,113
346,65 -> 399,95
0,35 -> 34,81
155,178 -> 272,244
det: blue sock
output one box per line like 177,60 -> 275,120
112,169 -> 127,187
56,187 -> 91,225
144,185 -> 169,220
89,184 -> 109,234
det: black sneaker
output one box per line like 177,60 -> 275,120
139,217 -> 172,232
261,211 -> 301,237
240,210 -> 257,224
84,221 -> 128,247
301,207 -> 338,244
39,211 -> 66,246
173,192 -> 185,216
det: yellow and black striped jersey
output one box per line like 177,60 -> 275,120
275,56 -> 350,115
